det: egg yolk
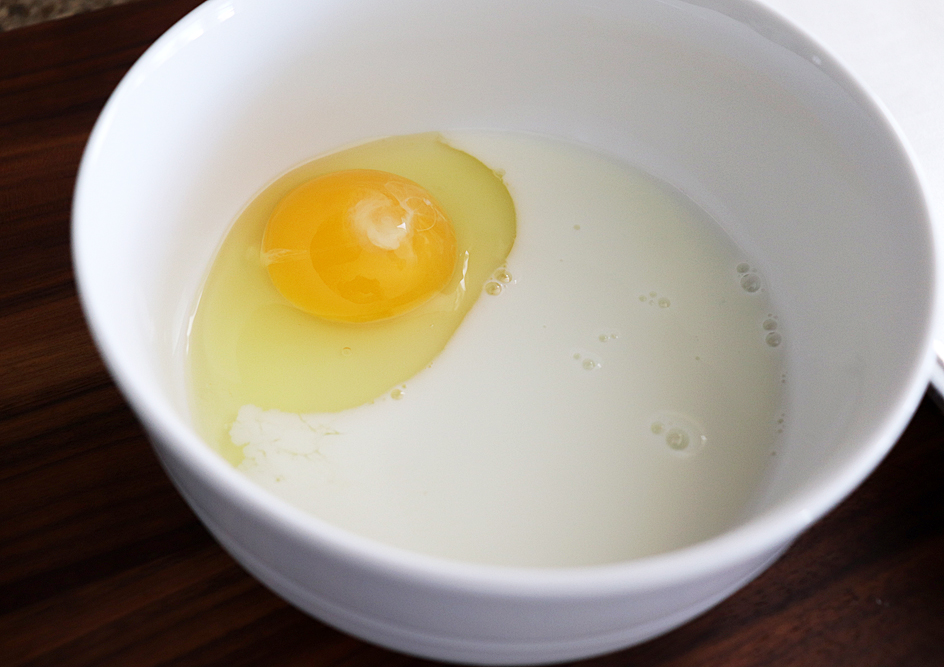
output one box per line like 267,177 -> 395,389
262,169 -> 458,322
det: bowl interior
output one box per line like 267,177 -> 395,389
74,0 -> 936,560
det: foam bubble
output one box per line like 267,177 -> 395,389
741,274 -> 761,293
573,350 -> 602,371
648,411 -> 707,456
665,427 -> 689,450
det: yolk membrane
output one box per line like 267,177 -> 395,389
262,169 -> 457,322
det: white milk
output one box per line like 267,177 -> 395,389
231,131 -> 786,567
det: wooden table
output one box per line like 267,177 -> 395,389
1,1 -> 942,664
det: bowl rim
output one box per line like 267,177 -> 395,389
72,0 -> 942,596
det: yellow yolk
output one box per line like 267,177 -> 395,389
262,170 -> 458,322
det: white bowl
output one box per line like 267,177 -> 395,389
72,0 -> 940,663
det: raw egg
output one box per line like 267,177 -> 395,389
188,133 -> 516,461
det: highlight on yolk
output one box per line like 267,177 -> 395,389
262,169 -> 458,322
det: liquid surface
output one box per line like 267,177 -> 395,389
189,131 -> 786,567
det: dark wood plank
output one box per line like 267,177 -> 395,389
0,2 -> 942,665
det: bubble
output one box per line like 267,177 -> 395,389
485,281 -> 502,296
341,346 -> 352,357
658,297 -> 671,308
494,268 -> 512,283
573,350 -> 601,370
762,318 -> 778,331
665,428 -> 690,451
648,411 -> 707,455
736,263 -> 750,274
390,388 -> 404,400
766,332 -> 782,347
741,274 -> 761,293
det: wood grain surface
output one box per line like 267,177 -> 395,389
0,0 -> 143,32
1,1 -> 942,664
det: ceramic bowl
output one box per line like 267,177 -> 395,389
73,0 -> 939,663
